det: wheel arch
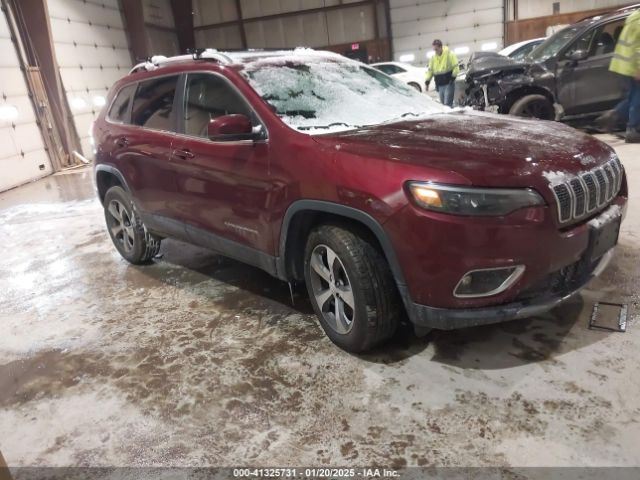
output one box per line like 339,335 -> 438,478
277,200 -> 406,288
501,85 -> 555,114
95,165 -> 130,205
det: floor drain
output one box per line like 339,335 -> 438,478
589,302 -> 628,332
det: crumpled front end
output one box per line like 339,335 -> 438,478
456,54 -> 556,115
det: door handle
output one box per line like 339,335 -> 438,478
173,148 -> 195,160
115,136 -> 128,147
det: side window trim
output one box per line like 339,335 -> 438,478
177,71 -> 268,142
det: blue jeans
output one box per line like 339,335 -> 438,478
614,77 -> 640,130
437,81 -> 455,107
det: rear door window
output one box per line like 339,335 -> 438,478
131,75 -> 179,131
107,84 -> 136,123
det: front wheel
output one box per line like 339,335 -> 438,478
103,186 -> 161,264
408,82 -> 422,92
509,94 -> 555,120
304,225 -> 400,352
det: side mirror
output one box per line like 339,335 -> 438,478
567,50 -> 589,62
207,114 -> 261,141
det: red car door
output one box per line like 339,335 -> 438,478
170,72 -> 275,260
113,75 -> 182,224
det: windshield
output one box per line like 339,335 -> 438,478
527,26 -> 582,61
240,55 -> 447,133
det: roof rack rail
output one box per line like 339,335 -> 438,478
128,49 -> 233,74
617,3 -> 640,11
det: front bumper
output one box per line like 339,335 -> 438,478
400,249 -> 614,330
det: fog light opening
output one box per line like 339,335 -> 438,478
454,265 -> 525,298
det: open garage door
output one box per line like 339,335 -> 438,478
390,0 -> 504,64
0,8 -> 52,192
46,0 -> 133,159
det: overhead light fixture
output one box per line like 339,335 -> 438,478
482,42 -> 498,51
0,104 -> 19,122
399,53 -> 415,62
70,97 -> 87,110
92,96 -> 106,107
454,46 -> 470,55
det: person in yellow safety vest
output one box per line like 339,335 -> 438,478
595,9 -> 640,143
425,39 -> 459,107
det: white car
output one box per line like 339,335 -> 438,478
370,62 -> 427,92
498,37 -> 546,61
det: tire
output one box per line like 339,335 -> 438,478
408,82 -> 422,92
303,225 -> 400,352
509,94 -> 554,120
103,186 -> 161,264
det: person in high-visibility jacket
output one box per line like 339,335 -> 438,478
425,39 -> 459,107
597,10 -> 640,142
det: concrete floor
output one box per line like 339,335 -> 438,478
0,135 -> 639,469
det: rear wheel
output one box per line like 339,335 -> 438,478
103,186 -> 161,264
304,225 -> 399,352
509,94 -> 554,120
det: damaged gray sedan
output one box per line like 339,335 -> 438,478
456,6 -> 636,123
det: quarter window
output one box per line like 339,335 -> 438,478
131,75 -> 179,131
107,84 -> 136,123
183,73 -> 253,138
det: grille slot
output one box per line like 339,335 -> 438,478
549,158 -> 623,225
569,178 -> 586,217
553,184 -> 572,222
594,168 -> 607,205
581,173 -> 598,212
603,164 -> 615,201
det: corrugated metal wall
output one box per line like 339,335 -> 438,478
0,8 -> 51,192
143,0 -> 179,55
193,0 -> 378,50
514,0 -> 631,20
390,0 -> 504,64
46,0 -> 132,158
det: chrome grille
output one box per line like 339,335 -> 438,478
549,157 -> 623,225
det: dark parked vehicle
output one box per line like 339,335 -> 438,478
458,6 -> 638,122
93,49 -> 628,352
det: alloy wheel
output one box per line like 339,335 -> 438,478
107,199 -> 135,253
308,244 -> 356,334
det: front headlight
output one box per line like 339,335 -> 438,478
407,181 -> 545,216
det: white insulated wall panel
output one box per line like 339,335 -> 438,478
390,0 -> 504,64
47,0 -> 133,158
0,9 -> 51,192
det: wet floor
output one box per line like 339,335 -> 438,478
0,136 -> 639,468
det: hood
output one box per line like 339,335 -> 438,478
466,53 -> 530,78
312,110 -> 615,189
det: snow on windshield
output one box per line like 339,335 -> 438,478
240,54 -> 448,134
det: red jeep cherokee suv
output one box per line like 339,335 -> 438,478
93,49 -> 628,352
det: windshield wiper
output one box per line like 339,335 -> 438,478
298,122 -> 360,131
382,112 -> 422,124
